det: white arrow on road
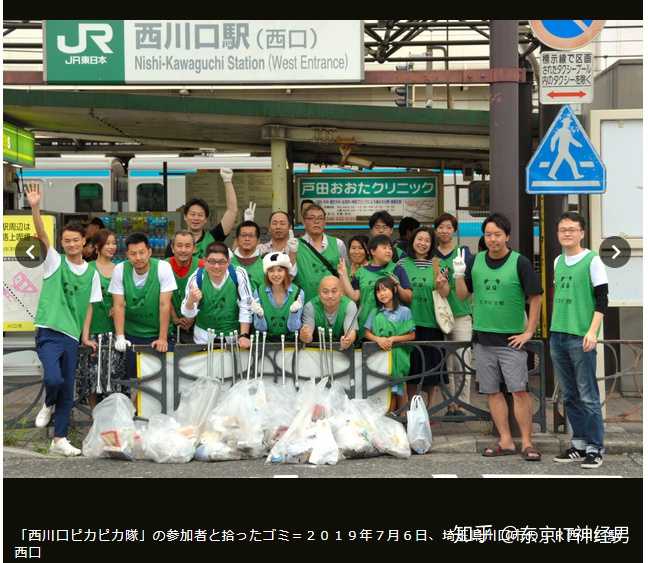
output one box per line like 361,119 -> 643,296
26,245 -> 35,259
612,245 -> 621,260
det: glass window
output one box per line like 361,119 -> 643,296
75,183 -> 103,212
136,183 -> 166,212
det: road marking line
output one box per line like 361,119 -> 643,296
273,475 -> 299,478
482,474 -> 623,478
432,474 -> 458,478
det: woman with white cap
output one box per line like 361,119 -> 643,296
250,252 -> 304,339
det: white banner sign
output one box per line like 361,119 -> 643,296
539,50 -> 593,105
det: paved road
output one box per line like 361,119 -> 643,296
4,449 -> 642,478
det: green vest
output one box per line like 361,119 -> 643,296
295,235 -> 341,303
551,252 -> 597,337
257,284 -> 300,337
195,273 -> 239,334
372,308 -> 415,384
399,257 -> 438,328
355,262 -> 396,338
438,246 -> 473,318
123,259 -> 162,338
90,263 -> 114,335
194,231 -> 216,258
472,251 -> 526,334
167,256 -> 200,333
231,254 -> 265,291
311,295 -> 352,339
35,255 -> 95,340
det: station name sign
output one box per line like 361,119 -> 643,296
44,20 -> 364,84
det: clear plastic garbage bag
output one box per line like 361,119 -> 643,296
262,382 -> 298,448
82,393 -> 136,460
330,399 -> 378,459
406,394 -> 433,454
353,399 -> 411,459
142,414 -> 196,464
173,377 -> 222,435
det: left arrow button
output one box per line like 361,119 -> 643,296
15,237 -> 47,269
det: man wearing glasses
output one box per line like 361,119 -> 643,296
295,204 -> 348,303
550,212 -> 608,469
230,221 -> 266,292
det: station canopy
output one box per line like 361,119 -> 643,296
3,88 -> 494,171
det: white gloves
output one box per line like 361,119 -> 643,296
287,229 -> 299,254
289,299 -> 303,314
114,335 -> 132,352
243,201 -> 256,222
251,299 -> 265,318
220,168 -> 233,183
452,248 -> 466,278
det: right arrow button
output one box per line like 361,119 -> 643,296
599,236 -> 631,268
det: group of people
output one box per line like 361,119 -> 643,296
28,168 -> 608,470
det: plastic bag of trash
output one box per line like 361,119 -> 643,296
173,377 -> 222,435
82,393 -> 136,460
407,394 -> 432,454
266,378 -> 342,465
262,382 -> 298,448
198,379 -> 267,461
142,414 -> 196,464
330,399 -> 378,459
353,399 -> 411,459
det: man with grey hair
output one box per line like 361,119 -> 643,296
167,230 -> 203,343
300,275 -> 358,350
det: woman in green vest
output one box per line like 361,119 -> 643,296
398,227 -> 450,407
339,234 -> 413,339
79,229 -> 127,407
250,252 -> 304,340
364,277 -> 416,413
347,235 -> 370,279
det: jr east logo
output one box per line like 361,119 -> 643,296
56,23 -> 114,66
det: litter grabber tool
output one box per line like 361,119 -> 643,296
260,331 -> 267,380
246,333 -> 255,381
106,332 -> 113,393
96,333 -> 103,395
281,334 -> 286,386
220,332 -> 225,384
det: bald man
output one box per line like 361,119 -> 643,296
300,275 -> 358,350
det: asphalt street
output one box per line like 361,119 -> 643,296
4,449 -> 642,478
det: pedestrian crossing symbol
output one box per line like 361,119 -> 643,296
526,105 -> 606,194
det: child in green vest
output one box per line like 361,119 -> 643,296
27,184 -> 103,456
250,252 -> 304,339
181,242 -> 253,349
364,277 -> 416,413
79,229 -> 127,407
339,234 -> 413,339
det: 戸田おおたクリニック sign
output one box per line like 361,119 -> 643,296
296,174 -> 441,224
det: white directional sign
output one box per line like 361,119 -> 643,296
526,105 -> 606,194
540,50 -> 593,105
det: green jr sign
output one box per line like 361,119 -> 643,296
3,123 -> 35,167
44,20 -> 125,84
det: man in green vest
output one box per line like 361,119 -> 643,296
300,275 -> 358,350
110,233 -> 177,381
454,213 -> 543,461
230,221 -> 265,291
164,168 -> 238,259
27,184 -> 103,456
369,210 -> 405,262
295,204 -> 347,303
168,230 -> 203,344
550,212 -> 608,469
181,242 -> 252,349
339,234 -> 412,338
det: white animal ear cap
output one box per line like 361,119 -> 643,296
263,252 -> 291,274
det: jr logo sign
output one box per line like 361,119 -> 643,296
44,20 -> 125,84
56,23 -> 114,54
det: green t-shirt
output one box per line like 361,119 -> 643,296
195,272 -> 240,335
257,283 -> 300,337
295,235 -> 341,304
311,295 -> 352,339
355,262 -> 396,338
90,263 -> 114,335
471,250 -> 526,334
231,254 -> 265,292
438,246 -> 473,318
398,257 -> 438,328
550,251 -> 597,337
371,307 -> 415,386
123,259 -> 162,338
194,231 -> 216,258
35,255 -> 95,340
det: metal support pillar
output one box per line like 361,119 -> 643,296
489,20 -> 520,248
271,138 -> 288,212
517,60 -> 534,262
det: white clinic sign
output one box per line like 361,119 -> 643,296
123,20 -> 364,83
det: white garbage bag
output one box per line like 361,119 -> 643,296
82,393 -> 136,460
173,377 -> 222,435
142,414 -> 196,464
406,395 -> 433,454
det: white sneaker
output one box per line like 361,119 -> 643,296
49,437 -> 81,457
35,403 -> 55,428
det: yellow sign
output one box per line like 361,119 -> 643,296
3,214 -> 55,331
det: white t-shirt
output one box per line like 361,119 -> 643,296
42,247 -> 102,302
553,250 -> 608,287
108,259 -> 177,295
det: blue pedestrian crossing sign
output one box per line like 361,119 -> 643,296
526,105 -> 606,194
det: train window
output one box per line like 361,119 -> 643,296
468,181 -> 489,218
137,183 -> 166,212
75,183 -> 104,212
